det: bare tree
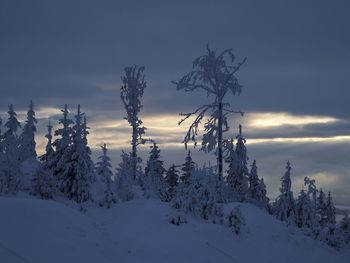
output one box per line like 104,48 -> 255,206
121,65 -> 147,180
173,45 -> 246,180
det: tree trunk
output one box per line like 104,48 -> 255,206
217,101 -> 223,181
131,125 -> 137,181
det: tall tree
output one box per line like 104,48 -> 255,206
173,45 -> 246,180
59,105 -> 94,203
121,65 -> 147,181
273,161 -> 296,224
52,104 -> 74,181
325,191 -> 336,226
19,100 -> 37,162
0,105 -> 22,194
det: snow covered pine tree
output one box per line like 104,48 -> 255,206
273,161 -> 296,225
96,144 -> 116,208
0,104 -> 22,194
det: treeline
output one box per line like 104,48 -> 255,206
0,46 -> 349,249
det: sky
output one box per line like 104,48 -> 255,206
0,0 -> 349,206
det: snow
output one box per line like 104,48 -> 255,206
0,196 -> 349,263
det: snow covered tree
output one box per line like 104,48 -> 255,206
144,142 -> 167,201
180,150 -> 195,183
304,177 -> 317,211
165,164 -> 179,201
31,163 -> 55,200
96,144 -> 116,208
226,126 -> 249,202
316,189 -> 328,227
295,189 -> 317,231
247,160 -> 269,210
19,100 -> 37,162
115,151 -> 134,202
32,121 -> 57,199
121,65 -> 147,181
173,45 -> 246,180
226,205 -> 246,235
273,161 -> 296,224
338,214 -> 350,245
172,169 -> 223,224
52,104 -> 74,180
325,191 -> 336,226
58,105 -> 94,203
40,121 -> 55,164
0,104 -> 22,194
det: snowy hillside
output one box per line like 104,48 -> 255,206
0,196 -> 349,263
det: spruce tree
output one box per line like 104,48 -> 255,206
96,144 -> 116,208
59,105 -> 94,203
165,164 -> 179,201
273,161 -> 296,224
19,100 -> 37,162
316,189 -> 327,227
295,189 -> 317,230
144,142 -> 167,201
52,104 -> 74,182
32,121 -> 56,199
325,192 -> 336,226
0,104 -> 22,194
247,160 -> 269,210
180,150 -> 195,183
226,125 -> 248,202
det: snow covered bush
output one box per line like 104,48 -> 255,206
168,211 -> 188,226
225,205 -> 246,235
172,167 -> 224,224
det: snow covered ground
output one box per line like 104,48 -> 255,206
0,196 -> 349,263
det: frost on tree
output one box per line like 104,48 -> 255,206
121,65 -> 147,181
247,160 -> 269,210
316,188 -> 327,227
32,121 -> 56,199
173,45 -> 246,180
52,104 -> 74,181
165,164 -> 179,201
180,150 -> 195,183
96,144 -> 116,208
0,104 -> 22,194
19,100 -> 37,162
273,161 -> 296,224
144,142 -> 167,201
172,166 -> 224,224
115,151 -> 134,202
295,189 -> 318,236
226,125 -> 249,202
58,105 -> 94,203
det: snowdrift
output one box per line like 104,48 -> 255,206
0,196 -> 349,263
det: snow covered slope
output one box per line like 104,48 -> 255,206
0,196 -> 349,263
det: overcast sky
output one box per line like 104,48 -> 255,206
0,0 -> 349,206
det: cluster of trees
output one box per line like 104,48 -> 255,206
273,162 -> 350,247
0,46 -> 348,248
